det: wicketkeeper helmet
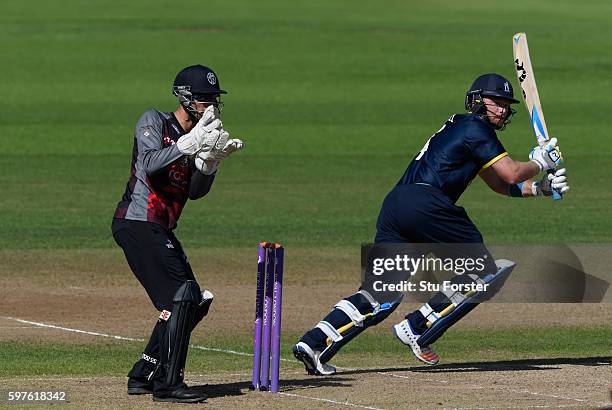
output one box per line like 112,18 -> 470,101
172,65 -> 227,121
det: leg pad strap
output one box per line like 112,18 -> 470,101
316,321 -> 343,343
417,259 -> 515,347
334,299 -> 368,327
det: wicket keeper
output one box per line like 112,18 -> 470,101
293,73 -> 570,374
112,65 -> 243,402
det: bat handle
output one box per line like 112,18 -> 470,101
547,169 -> 563,201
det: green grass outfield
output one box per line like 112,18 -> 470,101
1,0 -> 611,250
1,0 -> 610,396
2,327 -> 610,377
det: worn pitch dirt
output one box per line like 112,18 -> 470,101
1,249 -> 610,409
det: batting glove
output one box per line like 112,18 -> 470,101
529,137 -> 563,171
534,168 -> 570,197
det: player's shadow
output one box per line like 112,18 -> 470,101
341,356 -> 610,375
188,382 -> 247,399
190,377 -> 354,399
278,376 -> 355,390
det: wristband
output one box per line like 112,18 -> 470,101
507,182 -> 524,198
530,159 -> 544,171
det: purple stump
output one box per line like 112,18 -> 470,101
270,246 -> 284,392
251,243 -> 266,390
260,246 -> 276,390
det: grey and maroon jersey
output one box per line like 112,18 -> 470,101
114,110 -> 214,230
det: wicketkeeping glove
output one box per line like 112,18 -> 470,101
535,168 -> 570,197
176,106 -> 223,155
529,137 -> 563,171
217,138 -> 244,159
194,156 -> 219,175
197,132 -> 244,162
194,136 -> 244,175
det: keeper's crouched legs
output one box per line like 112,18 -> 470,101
127,288 -> 214,396
150,281 -> 213,403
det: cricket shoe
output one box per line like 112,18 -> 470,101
127,377 -> 153,395
392,319 -> 439,365
293,342 -> 336,376
152,385 -> 207,403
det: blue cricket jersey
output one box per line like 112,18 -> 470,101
397,114 -> 507,203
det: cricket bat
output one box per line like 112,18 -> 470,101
512,32 -> 563,200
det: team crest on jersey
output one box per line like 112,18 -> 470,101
207,72 -> 217,85
504,81 -> 510,92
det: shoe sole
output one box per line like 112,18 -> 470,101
392,325 -> 439,366
127,387 -> 153,395
292,346 -> 319,375
152,396 -> 207,403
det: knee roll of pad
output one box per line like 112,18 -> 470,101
173,280 -> 202,304
191,289 -> 214,330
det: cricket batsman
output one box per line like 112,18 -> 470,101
112,65 -> 243,402
293,73 -> 570,374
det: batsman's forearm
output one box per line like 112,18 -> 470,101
510,160 -> 541,184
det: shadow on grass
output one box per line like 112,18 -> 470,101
339,356 -> 611,375
192,377 -> 355,398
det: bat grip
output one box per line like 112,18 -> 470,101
547,169 -> 563,201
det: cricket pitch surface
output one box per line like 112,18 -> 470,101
1,248 -> 610,409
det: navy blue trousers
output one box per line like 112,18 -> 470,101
300,184 -> 498,354
375,183 -> 485,244
376,183 -> 496,333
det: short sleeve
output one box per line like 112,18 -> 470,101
464,119 -> 508,170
